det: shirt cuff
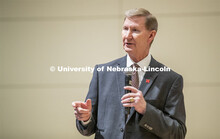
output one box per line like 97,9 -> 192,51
80,116 -> 92,126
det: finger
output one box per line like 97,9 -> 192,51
74,111 -> 84,118
81,99 -> 92,109
75,113 -> 90,120
75,112 -> 90,119
76,107 -> 90,114
122,103 -> 135,108
124,86 -> 138,93
121,93 -> 138,100
72,101 -> 82,108
81,102 -> 87,108
78,114 -> 90,119
81,99 -> 91,109
121,97 -> 136,103
74,109 -> 89,115
74,111 -> 78,115
86,99 -> 92,110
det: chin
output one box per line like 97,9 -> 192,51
123,46 -> 133,53
124,50 -> 134,58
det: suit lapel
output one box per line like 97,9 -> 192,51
116,56 -> 127,105
126,56 -> 160,123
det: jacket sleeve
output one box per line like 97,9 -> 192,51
139,75 -> 187,139
76,65 -> 99,136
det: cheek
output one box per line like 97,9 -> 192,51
121,33 -> 125,40
132,35 -> 138,41
138,36 -> 148,43
133,35 -> 142,44
121,30 -> 126,37
134,36 -> 148,50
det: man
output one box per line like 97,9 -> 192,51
72,8 -> 186,139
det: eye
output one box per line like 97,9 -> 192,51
123,26 -> 128,31
133,28 -> 139,32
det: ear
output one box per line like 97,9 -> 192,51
148,30 -> 157,44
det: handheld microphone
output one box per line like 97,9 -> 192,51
124,71 -> 132,115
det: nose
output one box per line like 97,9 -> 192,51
124,29 -> 132,40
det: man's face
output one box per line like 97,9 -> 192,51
122,16 -> 154,62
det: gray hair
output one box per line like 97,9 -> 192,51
125,8 -> 158,32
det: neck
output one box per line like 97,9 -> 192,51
129,53 -> 149,63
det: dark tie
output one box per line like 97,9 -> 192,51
132,63 -> 139,89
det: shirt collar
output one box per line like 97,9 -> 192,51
126,53 -> 151,70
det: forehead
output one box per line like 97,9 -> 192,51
123,16 -> 146,28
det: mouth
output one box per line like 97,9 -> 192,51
124,42 -> 135,46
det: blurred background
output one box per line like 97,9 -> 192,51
0,0 -> 219,139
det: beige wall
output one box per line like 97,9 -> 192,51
0,0 -> 219,139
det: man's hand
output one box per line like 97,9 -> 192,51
121,86 -> 147,115
72,99 -> 92,122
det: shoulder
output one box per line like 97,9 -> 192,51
151,56 -> 183,81
96,56 -> 126,67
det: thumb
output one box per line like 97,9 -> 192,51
86,99 -> 92,110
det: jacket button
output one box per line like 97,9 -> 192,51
120,128 -> 124,132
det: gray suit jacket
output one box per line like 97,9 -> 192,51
76,56 -> 186,139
